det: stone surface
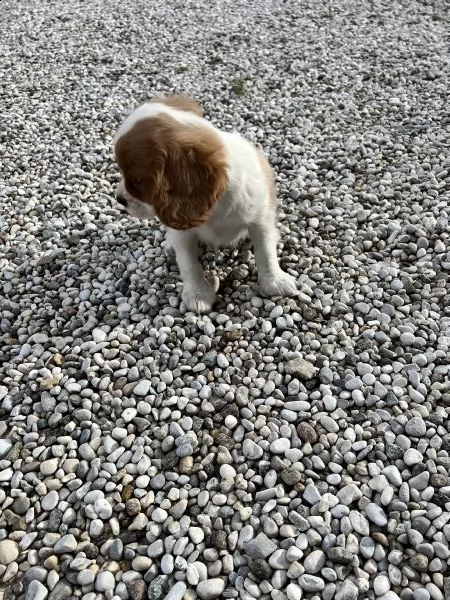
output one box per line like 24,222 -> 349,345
0,540 -> 19,565
0,3 -> 449,600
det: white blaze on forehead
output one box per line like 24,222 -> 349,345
115,103 -> 162,141
114,102 -> 215,143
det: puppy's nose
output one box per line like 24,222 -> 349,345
116,194 -> 127,207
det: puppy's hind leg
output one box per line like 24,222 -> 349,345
248,219 -> 298,298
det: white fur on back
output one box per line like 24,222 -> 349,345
196,132 -> 272,246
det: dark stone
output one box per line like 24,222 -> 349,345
84,544 -> 99,559
297,422 -> 318,444
48,509 -> 63,532
386,443 -> 404,460
326,547 -> 354,564
211,530 -> 227,551
191,417 -> 204,432
147,575 -> 170,600
281,467 -> 303,486
127,580 -> 147,600
12,496 -> 30,515
385,391 -> 399,406
109,539 -> 124,560
430,473 -> 447,487
214,433 -> 234,450
161,450 -> 179,469
411,517 -> 430,535
251,559 -> 273,582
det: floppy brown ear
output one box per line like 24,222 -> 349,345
152,95 -> 204,117
152,124 -> 229,230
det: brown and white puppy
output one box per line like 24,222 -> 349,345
114,96 -> 297,313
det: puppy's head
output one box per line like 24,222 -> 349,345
114,98 -> 229,230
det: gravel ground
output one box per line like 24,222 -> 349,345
1,0 -> 450,599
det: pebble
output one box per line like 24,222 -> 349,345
96,571 -> 115,592
285,358 -> 318,379
242,439 -> 263,459
365,503 -> 388,526
299,574 -> 325,592
270,438 -> 290,453
0,439 -> 13,458
0,540 -> 19,565
164,582 -> 187,600
26,581 -> 48,600
405,417 -> 426,437
42,490 -> 59,511
134,380 -> 151,396
374,575 -> 391,595
196,579 -> 225,599
244,533 -> 277,559
54,535 -> 77,554
303,550 -> 326,574
189,527 -> 205,544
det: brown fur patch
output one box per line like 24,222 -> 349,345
152,95 -> 204,117
257,150 -> 277,206
115,114 -> 229,230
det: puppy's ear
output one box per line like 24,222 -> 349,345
152,95 -> 204,117
152,125 -> 229,230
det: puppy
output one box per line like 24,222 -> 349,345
114,95 -> 297,313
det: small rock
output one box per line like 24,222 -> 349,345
189,527 -> 205,544
163,582 -> 187,600
242,439 -> 263,460
196,579 -> 226,600
251,559 -> 273,581
327,547 -> 354,565
410,554 -> 429,572
0,540 -> 19,565
54,534 -> 77,554
134,380 -> 151,396
244,533 -> 277,559
95,571 -> 115,592
299,574 -> 325,592
42,490 -> 59,511
285,358 -> 318,379
373,575 -> 390,595
127,580 -> 147,600
349,510 -> 370,536
92,328 -> 107,343
48,581 -> 72,600
281,466 -> 303,486
297,422 -> 318,443
41,458 -> 59,476
270,438 -> 290,453
335,580 -> 359,600
147,575 -> 170,600
303,484 -> 321,504
0,439 -> 13,458
303,550 -> 326,574
365,503 -> 388,526
405,417 -> 426,437
26,581 -> 48,600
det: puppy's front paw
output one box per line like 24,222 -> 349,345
260,271 -> 298,298
182,284 -> 216,314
